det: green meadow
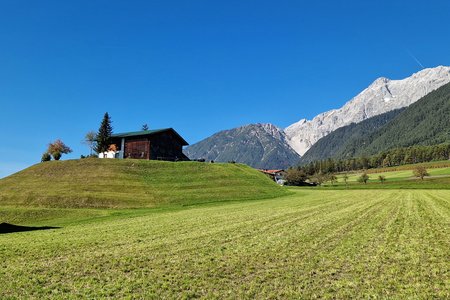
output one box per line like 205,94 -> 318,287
337,167 -> 450,183
1,160 -> 449,298
318,162 -> 450,189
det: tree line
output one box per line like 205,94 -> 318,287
298,143 -> 450,176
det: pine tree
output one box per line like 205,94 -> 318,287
96,112 -> 113,153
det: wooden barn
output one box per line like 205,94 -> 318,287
100,128 -> 189,161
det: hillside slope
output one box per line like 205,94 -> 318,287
184,123 -> 301,169
353,81 -> 450,156
300,108 -> 406,163
0,159 -> 287,208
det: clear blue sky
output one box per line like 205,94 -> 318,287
1,0 -> 450,178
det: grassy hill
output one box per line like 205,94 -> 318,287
0,159 -> 287,208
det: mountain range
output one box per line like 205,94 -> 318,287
285,66 -> 450,155
184,123 -> 301,169
185,66 -> 450,169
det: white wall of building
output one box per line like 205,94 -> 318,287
98,151 -> 117,159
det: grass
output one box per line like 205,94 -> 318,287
337,167 -> 450,183
0,189 -> 449,298
1,159 -> 449,298
363,160 -> 450,173
311,165 -> 450,189
0,159 -> 288,208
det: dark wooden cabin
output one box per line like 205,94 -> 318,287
110,128 -> 189,161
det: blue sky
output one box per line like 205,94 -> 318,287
1,0 -> 450,177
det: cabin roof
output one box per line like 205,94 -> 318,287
259,169 -> 285,175
111,128 -> 189,145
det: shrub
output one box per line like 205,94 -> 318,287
342,174 -> 349,187
357,172 -> 369,184
327,174 -> 338,185
309,173 -> 326,186
52,152 -> 62,161
41,152 -> 51,162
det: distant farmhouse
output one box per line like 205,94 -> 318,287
99,128 -> 189,161
259,169 -> 286,185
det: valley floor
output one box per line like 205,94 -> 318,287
1,189 -> 449,299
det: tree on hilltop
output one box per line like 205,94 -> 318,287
47,139 -> 72,161
95,112 -> 113,154
83,131 -> 97,156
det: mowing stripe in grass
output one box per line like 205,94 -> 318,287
0,189 -> 448,298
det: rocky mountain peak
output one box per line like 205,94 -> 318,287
184,123 -> 300,169
285,66 -> 450,156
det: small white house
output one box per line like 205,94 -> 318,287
98,150 -> 117,159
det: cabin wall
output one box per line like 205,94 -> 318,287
149,132 -> 184,160
124,138 -> 150,159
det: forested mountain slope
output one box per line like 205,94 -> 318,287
300,108 -> 406,163
353,81 -> 450,156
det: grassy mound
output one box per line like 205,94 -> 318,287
0,159 -> 287,208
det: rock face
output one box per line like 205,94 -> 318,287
285,66 -> 450,155
184,123 -> 301,169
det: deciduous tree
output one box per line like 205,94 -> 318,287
285,168 -> 307,186
47,139 -> 72,161
413,166 -> 429,180
83,131 -> 97,155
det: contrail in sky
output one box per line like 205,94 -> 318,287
407,50 -> 425,69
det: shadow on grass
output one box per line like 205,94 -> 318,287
0,223 -> 60,234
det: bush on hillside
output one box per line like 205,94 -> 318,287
41,152 -> 51,162
309,173 -> 326,186
285,168 -> 307,186
357,172 -> 369,184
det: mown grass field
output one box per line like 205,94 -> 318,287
312,163 -> 450,189
1,189 -> 449,299
337,167 -> 450,183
